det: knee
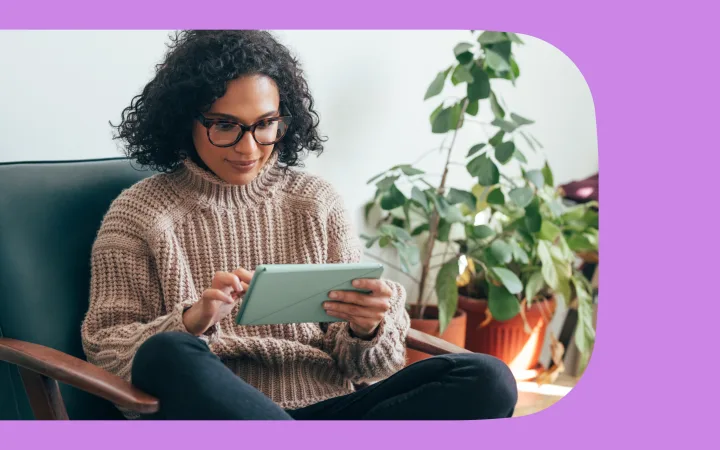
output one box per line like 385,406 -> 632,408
132,332 -> 205,384
446,353 -> 518,418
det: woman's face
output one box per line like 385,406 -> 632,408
192,74 -> 281,185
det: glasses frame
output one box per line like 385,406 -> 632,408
195,113 -> 293,147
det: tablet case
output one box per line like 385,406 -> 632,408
235,263 -> 384,326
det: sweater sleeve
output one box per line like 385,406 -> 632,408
80,224 -> 213,384
321,194 -> 410,383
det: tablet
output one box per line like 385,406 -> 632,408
234,263 -> 384,326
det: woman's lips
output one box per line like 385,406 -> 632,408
226,159 -> 258,172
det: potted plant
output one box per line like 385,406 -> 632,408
361,30 -> 597,371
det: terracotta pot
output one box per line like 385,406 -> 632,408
406,306 -> 467,366
458,295 -> 556,372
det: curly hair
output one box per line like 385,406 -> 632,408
112,30 -> 325,172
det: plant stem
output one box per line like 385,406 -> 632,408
415,98 -> 469,319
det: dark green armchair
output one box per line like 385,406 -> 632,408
0,158 -> 469,420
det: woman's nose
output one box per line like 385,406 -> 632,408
232,131 -> 257,154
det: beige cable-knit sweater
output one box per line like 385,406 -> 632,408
80,156 -> 410,416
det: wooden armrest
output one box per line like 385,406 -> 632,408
0,338 -> 158,415
406,328 -> 472,356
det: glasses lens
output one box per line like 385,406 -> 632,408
209,122 -> 242,146
254,118 -> 290,145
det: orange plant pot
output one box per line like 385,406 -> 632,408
458,295 -> 556,372
405,306 -> 467,366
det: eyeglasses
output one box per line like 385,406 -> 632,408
195,113 -> 292,147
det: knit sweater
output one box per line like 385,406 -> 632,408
80,155 -> 410,417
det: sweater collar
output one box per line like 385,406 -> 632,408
170,153 -> 285,208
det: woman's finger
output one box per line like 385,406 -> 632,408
324,301 -> 385,320
327,290 -> 390,311
232,267 -> 254,284
202,288 -> 235,305
351,278 -> 392,297
212,271 -> 242,293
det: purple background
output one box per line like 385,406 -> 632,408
1,0 -> 716,447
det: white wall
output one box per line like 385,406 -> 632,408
0,30 -> 597,365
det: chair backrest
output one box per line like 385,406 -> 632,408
0,158 -> 155,419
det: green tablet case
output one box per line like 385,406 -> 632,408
235,263 -> 384,326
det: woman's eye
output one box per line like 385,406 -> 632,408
214,122 -> 237,132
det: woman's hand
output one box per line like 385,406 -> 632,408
182,268 -> 254,336
324,279 -> 392,340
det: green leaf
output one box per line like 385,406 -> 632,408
431,107 -> 453,134
488,284 -> 520,321
379,223 -> 412,241
548,199 -> 565,217
472,224 -> 495,239
367,171 -> 386,184
513,149 -> 527,164
490,240 -> 513,264
454,42 -> 474,56
437,219 -> 452,242
436,259 -> 460,333
466,99 -> 479,116
491,118 -> 518,133
467,143 -> 487,157
447,188 -> 477,210
485,49 -> 511,72
525,271 -> 545,304
572,276 -> 596,354
425,67 -> 451,100
524,197 -> 542,233
411,187 -> 429,211
456,52 -> 474,65
509,186 -> 533,208
494,141 -> 515,164
380,184 -> 407,210
411,223 -> 429,236
444,203 -> 466,223
486,41 -> 512,61
467,65 -> 491,101
584,209 -> 599,229
567,233 -> 598,251
468,155 -> 499,186
537,240 -> 558,289
526,170 -> 545,189
510,240 -> 529,264
477,31 -> 509,44
363,236 -> 379,249
489,130 -> 505,147
492,267 -> 523,294
363,201 -> 375,222
555,275 -> 573,306
539,220 -> 562,241
487,188 -> 505,205
451,64 -> 474,85
510,113 -> 534,126
490,91 -> 505,119
376,175 -> 400,191
430,103 -> 444,127
506,32 -> 524,44
379,236 -> 391,248
510,56 -> 520,81
400,165 -> 425,176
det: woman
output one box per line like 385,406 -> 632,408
81,30 -> 517,420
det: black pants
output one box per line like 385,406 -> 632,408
131,331 -> 518,420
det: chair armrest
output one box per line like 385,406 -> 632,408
0,338 -> 158,414
406,328 -> 472,356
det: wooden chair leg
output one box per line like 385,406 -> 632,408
18,367 -> 69,420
